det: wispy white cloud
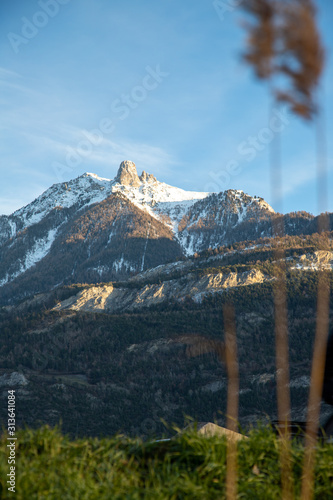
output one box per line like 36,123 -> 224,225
18,122 -> 176,179
0,67 -> 21,79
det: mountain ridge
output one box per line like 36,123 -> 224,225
0,161 -> 274,243
0,160 -> 329,305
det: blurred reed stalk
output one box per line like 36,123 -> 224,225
223,304 -> 239,500
270,117 -> 293,500
301,107 -> 330,500
241,1 -> 326,496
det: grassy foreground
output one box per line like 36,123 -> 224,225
0,425 -> 332,499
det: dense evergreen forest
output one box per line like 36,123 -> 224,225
1,234 -> 332,438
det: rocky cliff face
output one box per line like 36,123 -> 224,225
51,246 -> 333,314
53,268 -> 272,314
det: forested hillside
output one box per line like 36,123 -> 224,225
1,233 -> 332,438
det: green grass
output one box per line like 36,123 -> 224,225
0,425 -> 332,499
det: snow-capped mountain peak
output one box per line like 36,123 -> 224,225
1,161 -> 216,240
0,160 -> 277,248
108,161 -> 212,230
0,160 -> 280,301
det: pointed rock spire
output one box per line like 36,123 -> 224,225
115,161 -> 140,187
140,170 -> 157,184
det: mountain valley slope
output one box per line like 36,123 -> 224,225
1,234 -> 333,438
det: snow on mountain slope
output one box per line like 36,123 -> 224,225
0,227 -> 59,287
174,190 -> 275,255
113,181 -> 209,211
13,173 -> 112,233
112,179 -> 211,232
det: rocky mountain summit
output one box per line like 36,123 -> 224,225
115,160 -> 157,186
0,160 -> 329,305
115,160 -> 141,187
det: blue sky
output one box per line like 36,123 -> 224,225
1,0 -> 332,216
